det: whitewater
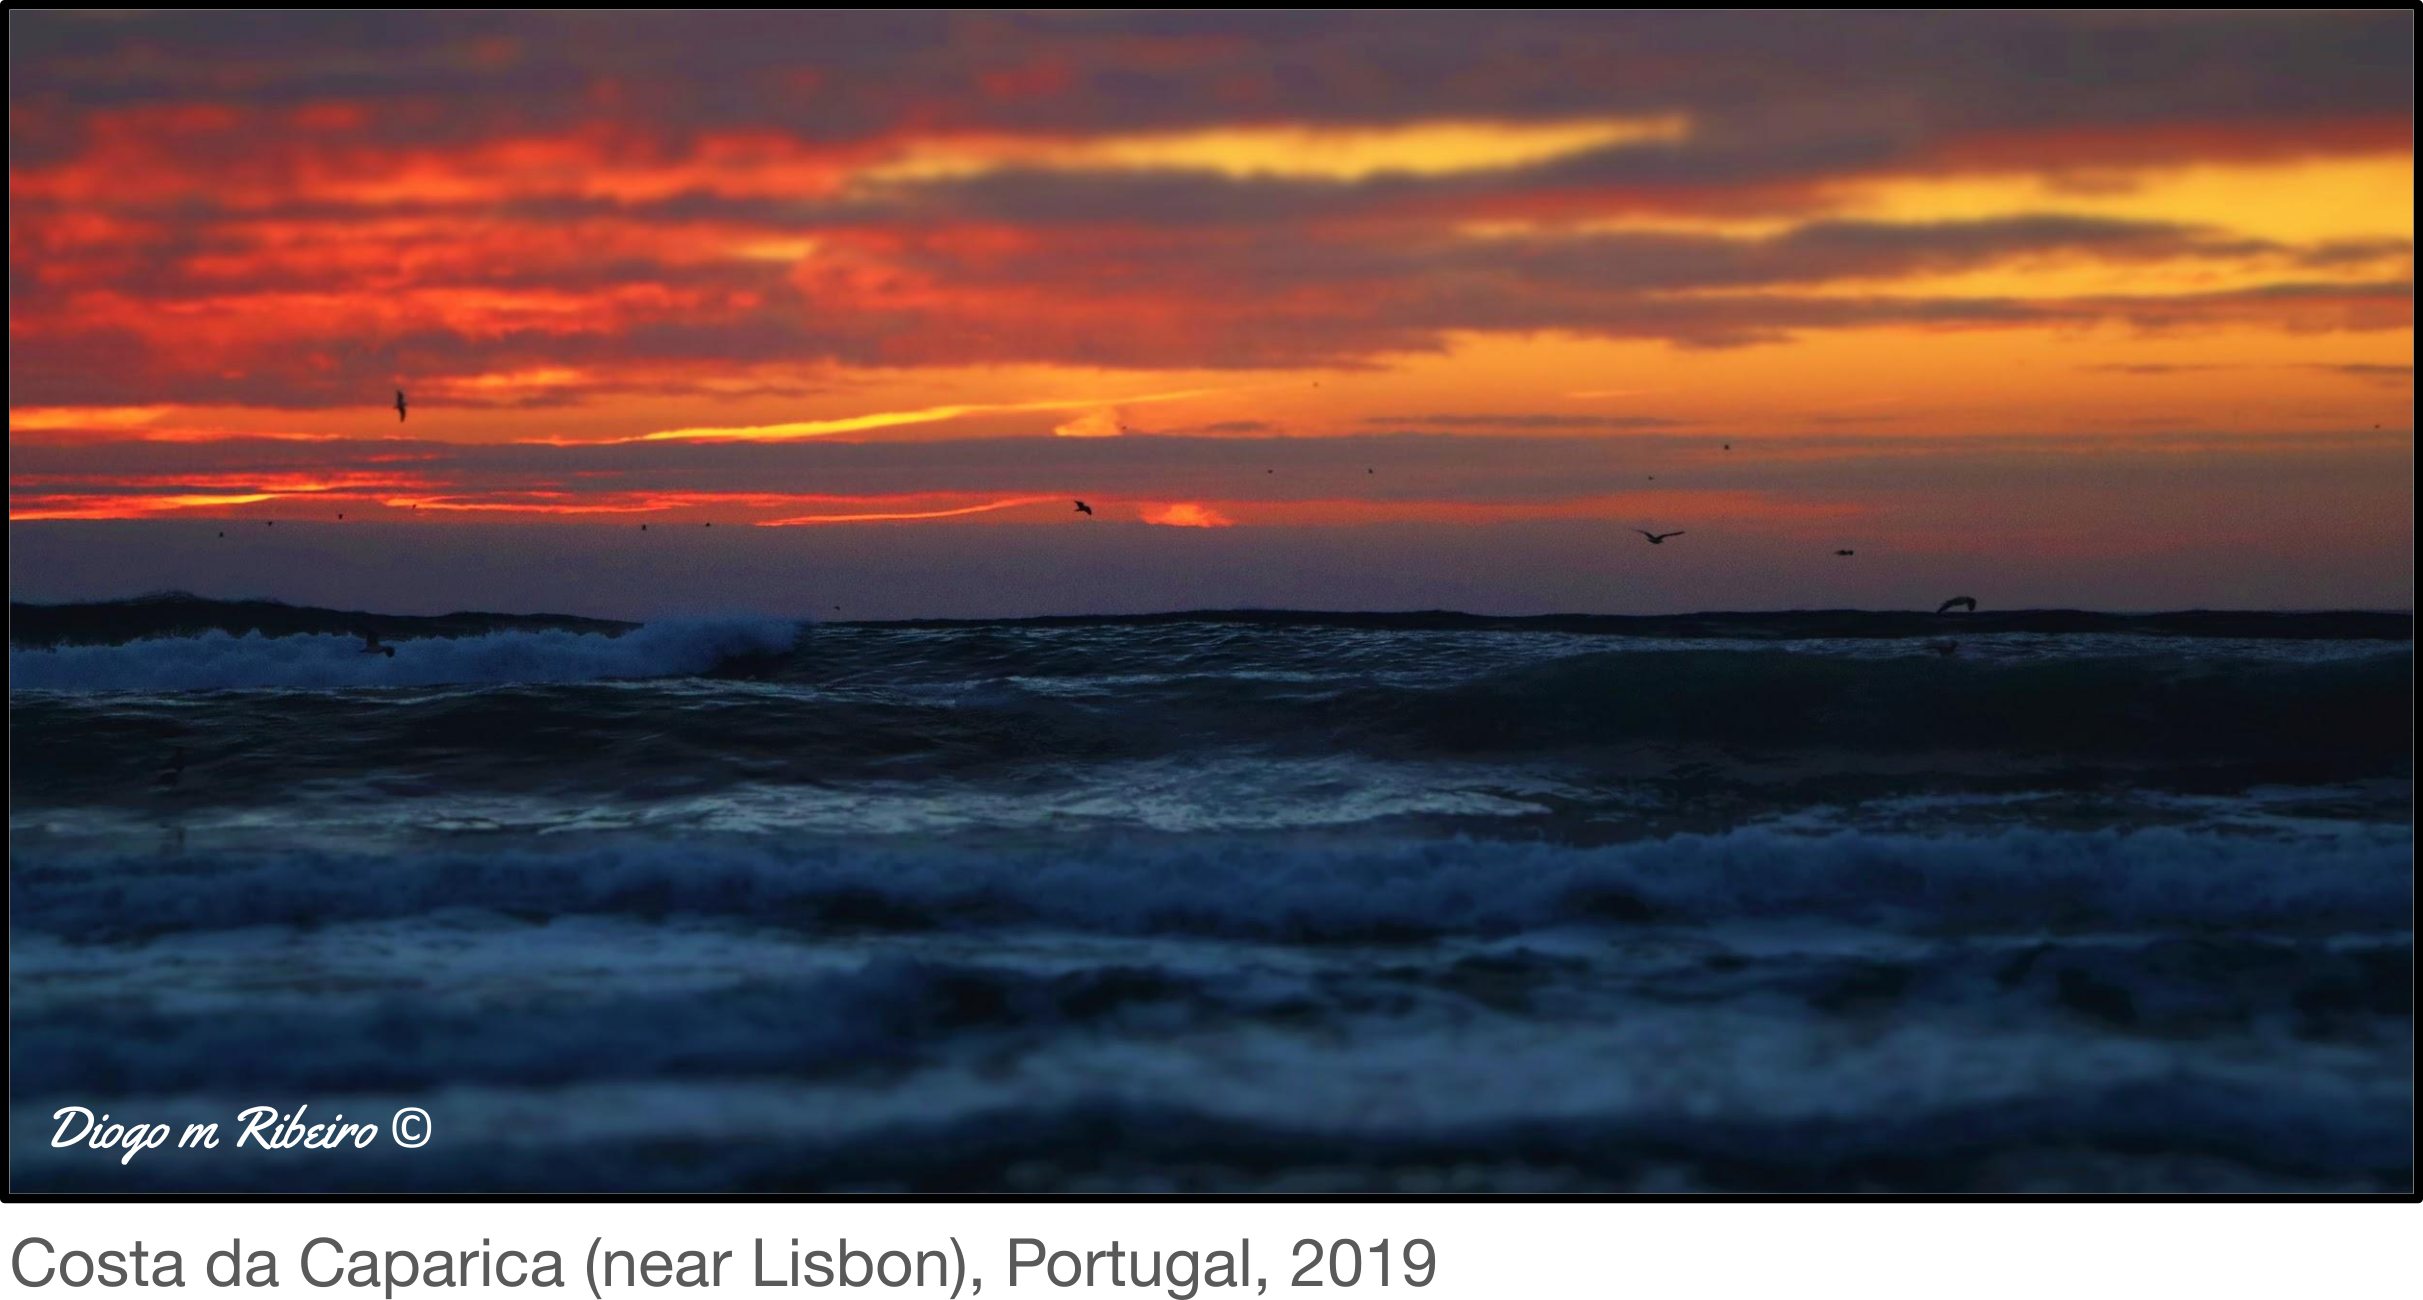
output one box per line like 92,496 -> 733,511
8,601 -> 2413,1191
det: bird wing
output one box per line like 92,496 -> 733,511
1659,531 -> 1684,540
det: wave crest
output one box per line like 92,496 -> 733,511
12,825 -> 2409,942
7,618 -> 800,692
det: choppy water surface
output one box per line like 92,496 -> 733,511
9,601 -> 2412,1190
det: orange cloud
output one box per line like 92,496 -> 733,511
1139,502 -> 1234,528
1052,407 -> 1128,438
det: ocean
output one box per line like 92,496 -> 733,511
7,596 -> 2413,1191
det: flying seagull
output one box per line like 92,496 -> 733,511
1635,530 -> 1685,545
1073,500 -> 1093,515
357,628 -> 395,658
1936,596 -> 1977,614
1835,549 -> 1855,556
394,390 -> 407,422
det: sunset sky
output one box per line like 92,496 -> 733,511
8,11 -> 2413,616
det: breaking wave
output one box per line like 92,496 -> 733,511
7,618 -> 800,693
13,824 -> 2410,943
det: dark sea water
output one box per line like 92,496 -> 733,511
8,598 -> 2414,1191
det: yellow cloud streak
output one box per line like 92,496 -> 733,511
10,406 -> 173,431
1456,155 -> 2414,248
9,493 -> 280,520
864,116 -> 1689,185
1837,156 -> 2414,249
757,496 -> 1060,525
631,387 -> 1237,442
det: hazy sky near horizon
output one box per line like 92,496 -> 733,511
8,11 -> 2414,614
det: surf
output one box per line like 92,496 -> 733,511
7,618 -> 801,693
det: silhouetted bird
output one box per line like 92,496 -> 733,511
358,629 -> 395,658
1723,443 -> 1731,450
1835,549 -> 1855,556
337,513 -> 344,520
217,531 -> 224,538
153,746 -> 187,789
266,520 -> 274,527
640,523 -> 649,531
1936,596 -> 1977,614
1929,640 -> 1959,657
395,390 -> 408,422
1073,500 -> 1093,515
1635,530 -> 1685,545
